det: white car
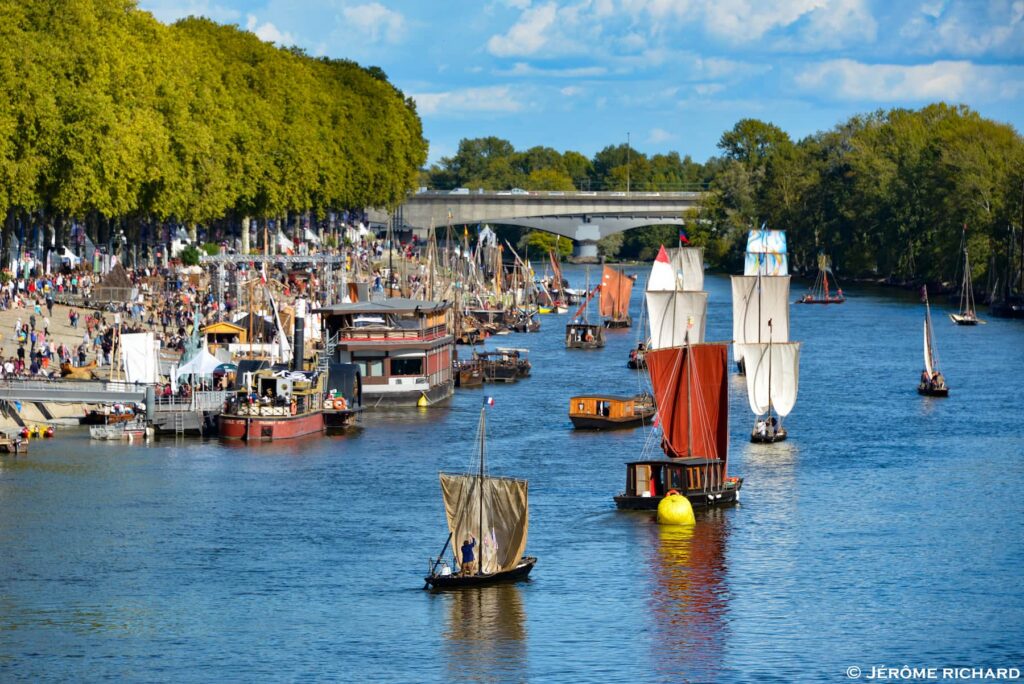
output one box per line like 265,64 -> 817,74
509,188 -> 529,195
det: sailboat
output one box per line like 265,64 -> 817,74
600,265 -> 634,328
629,243 -> 705,369
565,268 -> 605,349
797,253 -> 845,304
950,226 -> 983,325
735,325 -> 800,443
918,288 -> 949,397
424,401 -> 536,589
614,339 -> 742,509
732,228 -> 791,374
615,244 -> 741,510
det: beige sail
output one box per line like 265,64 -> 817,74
645,290 -> 708,349
440,473 -> 529,575
731,275 -> 789,365
666,246 -> 704,291
735,342 -> 801,417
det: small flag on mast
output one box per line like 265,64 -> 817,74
484,397 -> 495,407
679,228 -> 689,245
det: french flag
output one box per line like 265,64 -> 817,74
484,397 -> 495,407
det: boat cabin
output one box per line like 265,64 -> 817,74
315,298 -> 454,406
565,322 -> 605,349
474,347 -> 530,382
614,458 -> 740,509
202,321 -> 247,354
569,394 -> 655,430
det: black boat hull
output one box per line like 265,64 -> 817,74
570,413 -> 653,430
918,385 -> 949,397
614,483 -> 742,510
751,427 -> 787,443
425,557 -> 536,590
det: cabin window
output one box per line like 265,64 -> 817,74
391,357 -> 424,376
577,401 -> 584,412
668,469 -> 684,491
355,359 -> 385,377
598,401 -> 611,417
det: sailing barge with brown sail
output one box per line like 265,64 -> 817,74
600,265 -> 634,328
615,342 -> 742,509
425,400 -> 536,589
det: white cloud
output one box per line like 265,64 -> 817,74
499,62 -> 607,77
778,0 -> 877,51
412,86 -> 526,116
138,0 -> 241,24
246,15 -> 296,46
488,2 -> 561,56
694,83 -> 725,96
793,59 -> 1024,102
560,85 -> 584,96
648,128 -> 677,143
341,3 -> 406,44
899,0 -> 1024,57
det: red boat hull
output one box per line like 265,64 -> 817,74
219,412 -> 325,441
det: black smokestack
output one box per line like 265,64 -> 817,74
292,298 -> 305,371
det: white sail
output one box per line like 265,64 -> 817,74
731,276 -> 790,364
744,229 -> 788,276
736,342 -> 801,417
923,319 -> 933,377
646,290 -> 708,349
666,246 -> 704,291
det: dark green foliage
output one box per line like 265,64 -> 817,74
0,0 -> 426,230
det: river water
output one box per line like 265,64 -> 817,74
2,264 -> 1022,682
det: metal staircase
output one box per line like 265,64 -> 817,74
318,331 -> 339,374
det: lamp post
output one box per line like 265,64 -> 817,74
626,131 -> 631,194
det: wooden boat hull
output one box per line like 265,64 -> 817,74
796,297 -> 845,304
566,340 -> 605,349
917,385 -> 949,397
603,317 -> 632,329
570,412 -> 654,430
425,557 -> 536,590
323,409 -> 360,430
614,482 -> 742,510
219,411 -> 325,441
0,439 -> 27,454
751,427 -> 787,443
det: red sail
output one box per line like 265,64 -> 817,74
599,266 -> 633,319
646,343 -> 729,469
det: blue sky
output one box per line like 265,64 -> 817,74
138,0 -> 1024,166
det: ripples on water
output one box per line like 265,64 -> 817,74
1,266 -> 1022,681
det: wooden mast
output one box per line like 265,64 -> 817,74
477,405 -> 485,577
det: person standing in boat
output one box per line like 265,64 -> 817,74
461,535 -> 477,576
921,369 -> 931,387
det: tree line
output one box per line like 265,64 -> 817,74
0,0 -> 427,257
429,104 -> 1024,290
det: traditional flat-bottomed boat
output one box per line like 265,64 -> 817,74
425,401 -> 536,590
569,393 -> 655,430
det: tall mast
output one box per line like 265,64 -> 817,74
767,319 -> 774,418
686,329 -> 692,458
477,406 -> 485,577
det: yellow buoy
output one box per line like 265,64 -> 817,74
417,393 -> 428,408
657,491 -> 695,525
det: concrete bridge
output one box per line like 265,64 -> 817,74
394,190 -> 704,258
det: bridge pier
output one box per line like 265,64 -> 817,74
574,240 -> 599,260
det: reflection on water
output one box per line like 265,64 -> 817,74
646,512 -> 730,683
441,585 -> 527,683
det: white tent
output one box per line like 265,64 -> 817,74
303,228 -> 321,244
121,332 -> 160,383
276,232 -> 295,253
61,247 -> 81,265
175,348 -> 223,379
